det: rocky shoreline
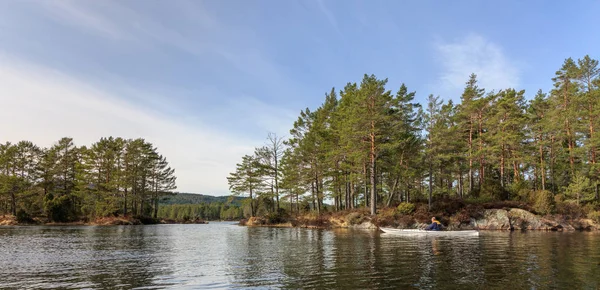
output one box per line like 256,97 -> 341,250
240,208 -> 600,232
0,215 -> 209,226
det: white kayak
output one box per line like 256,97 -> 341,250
380,227 -> 479,236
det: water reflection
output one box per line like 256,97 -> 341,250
1,224 -> 599,289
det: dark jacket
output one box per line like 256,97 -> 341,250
425,220 -> 442,231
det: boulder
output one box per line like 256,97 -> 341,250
471,209 -> 511,230
508,208 -> 563,231
351,221 -> 378,229
245,217 -> 266,226
568,218 -> 599,231
329,217 -> 349,228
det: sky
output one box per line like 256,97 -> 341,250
1,0 -> 599,195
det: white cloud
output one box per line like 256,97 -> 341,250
434,34 -> 521,97
0,54 -> 270,195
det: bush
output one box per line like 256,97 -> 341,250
16,209 -> 34,223
45,194 -> 77,222
555,201 -> 585,219
532,190 -> 554,215
345,212 -> 366,225
465,195 -> 495,204
431,198 -> 465,215
413,204 -> 432,223
588,211 -> 600,223
582,202 -> 598,215
510,180 -> 532,201
374,208 -> 397,226
396,202 -> 415,215
264,208 -> 289,224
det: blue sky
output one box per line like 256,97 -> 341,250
1,0 -> 598,195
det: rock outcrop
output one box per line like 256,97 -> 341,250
0,215 -> 18,226
471,209 -> 511,230
508,208 -> 561,230
468,208 -> 595,231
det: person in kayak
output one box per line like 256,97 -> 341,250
425,217 -> 442,231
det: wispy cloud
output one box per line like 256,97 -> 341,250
316,0 -> 342,35
0,54 -> 266,195
41,1 -> 127,40
0,1 -> 314,194
433,34 -> 521,97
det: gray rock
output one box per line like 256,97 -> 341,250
508,208 -> 560,230
471,209 -> 511,230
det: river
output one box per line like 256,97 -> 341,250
1,222 -> 599,289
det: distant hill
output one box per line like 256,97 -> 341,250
160,192 -> 245,206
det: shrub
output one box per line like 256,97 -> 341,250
582,202 -> 598,215
532,190 -> 554,215
44,194 -> 77,222
413,203 -> 432,223
396,215 -> 416,227
510,180 -> 532,201
555,201 -> 585,219
396,202 -> 416,215
16,209 -> 34,223
465,195 -> 495,204
265,208 -> 289,224
588,211 -> 600,223
374,208 -> 397,226
345,212 -> 366,225
431,198 -> 465,215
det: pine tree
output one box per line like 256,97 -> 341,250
227,154 -> 262,217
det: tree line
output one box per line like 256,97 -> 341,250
228,55 -> 600,217
0,137 -> 176,222
157,203 -> 244,221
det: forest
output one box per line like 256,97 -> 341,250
228,55 -> 600,219
0,137 -> 176,222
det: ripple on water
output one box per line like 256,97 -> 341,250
1,224 -> 600,289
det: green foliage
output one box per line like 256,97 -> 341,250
582,202 -> 599,215
555,201 -> 586,219
0,137 -> 177,221
532,190 -> 554,215
588,211 -> 600,223
510,180 -> 532,201
345,212 -> 366,225
160,193 -> 244,206
565,172 -> 593,204
465,195 -> 495,204
157,202 -> 244,221
396,202 -> 415,215
264,208 -> 289,224
16,209 -> 33,223
44,194 -> 77,222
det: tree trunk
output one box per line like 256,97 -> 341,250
249,188 -> 255,217
539,135 -> 545,191
550,135 -> 555,194
311,180 -> 316,212
123,188 -> 128,216
479,112 -> 484,187
370,131 -> 377,215
428,160 -> 432,210
386,176 -> 399,207
468,120 -> 474,194
350,180 -> 355,209
10,189 -> 16,216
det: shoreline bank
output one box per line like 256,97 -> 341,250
0,215 -> 210,226
239,207 -> 600,232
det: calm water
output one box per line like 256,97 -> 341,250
1,223 -> 599,289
